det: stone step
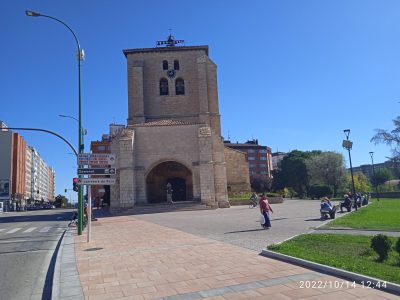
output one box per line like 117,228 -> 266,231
110,201 -> 215,216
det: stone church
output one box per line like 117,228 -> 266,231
110,36 -> 249,211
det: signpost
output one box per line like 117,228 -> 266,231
77,153 -> 117,243
78,153 -> 115,166
77,168 -> 116,175
77,178 -> 116,185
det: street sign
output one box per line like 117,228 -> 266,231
77,168 -> 116,175
77,178 -> 116,185
78,153 -> 116,166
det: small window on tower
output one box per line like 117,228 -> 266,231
160,78 -> 169,95
162,60 -> 168,70
174,60 -> 180,70
175,78 -> 185,95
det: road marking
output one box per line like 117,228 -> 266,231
6,228 -> 22,234
56,227 -> 65,231
0,229 -> 6,232
39,226 -> 51,233
23,227 -> 37,233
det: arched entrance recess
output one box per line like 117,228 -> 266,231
146,161 -> 193,203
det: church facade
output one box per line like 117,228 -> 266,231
110,38 -> 246,211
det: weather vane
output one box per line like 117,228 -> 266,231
156,30 -> 184,47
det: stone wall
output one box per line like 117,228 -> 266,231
110,129 -> 135,211
125,47 -> 221,135
224,147 -> 251,194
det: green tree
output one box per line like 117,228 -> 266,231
305,151 -> 346,197
371,116 -> 400,161
250,174 -> 272,193
54,194 -> 68,208
272,150 -> 316,197
371,168 -> 392,186
344,172 -> 371,194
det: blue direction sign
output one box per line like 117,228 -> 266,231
77,168 -> 116,175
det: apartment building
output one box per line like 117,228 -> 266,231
89,124 -> 124,205
0,121 -> 55,208
224,139 -> 273,177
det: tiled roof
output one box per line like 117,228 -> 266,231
131,119 -> 199,127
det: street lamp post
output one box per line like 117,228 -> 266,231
58,114 -> 87,136
369,152 -> 380,201
26,10 -> 85,235
342,129 -> 357,211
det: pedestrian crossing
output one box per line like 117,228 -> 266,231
0,225 -> 66,235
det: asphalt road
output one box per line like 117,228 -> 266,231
0,209 -> 72,300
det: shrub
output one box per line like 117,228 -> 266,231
266,192 -> 281,197
395,238 -> 400,258
277,187 -> 290,198
371,234 -> 392,262
250,174 -> 272,193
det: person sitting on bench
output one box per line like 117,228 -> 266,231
320,197 -> 333,219
340,194 -> 352,212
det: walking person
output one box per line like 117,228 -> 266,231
250,192 -> 258,208
259,193 -> 274,229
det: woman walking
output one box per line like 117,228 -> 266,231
259,193 -> 274,229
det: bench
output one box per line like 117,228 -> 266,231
340,202 -> 352,212
320,205 -> 338,219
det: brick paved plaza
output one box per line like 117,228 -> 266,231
73,200 -> 398,299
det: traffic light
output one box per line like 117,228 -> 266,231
65,189 -> 67,193
73,178 -> 79,192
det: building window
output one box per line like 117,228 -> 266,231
98,145 -> 105,151
260,157 -> 267,161
160,78 -> 169,95
175,78 -> 185,95
248,156 -> 255,161
247,149 -> 255,153
174,60 -> 180,70
162,60 -> 168,70
259,149 -> 267,153
249,164 -> 256,168
259,164 -> 267,168
261,171 -> 268,175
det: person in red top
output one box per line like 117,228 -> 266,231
259,193 -> 274,229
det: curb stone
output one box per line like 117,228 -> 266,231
261,249 -> 400,296
52,227 -> 84,300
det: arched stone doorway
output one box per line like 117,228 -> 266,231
146,161 -> 193,203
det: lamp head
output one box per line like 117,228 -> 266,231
343,129 -> 351,139
25,10 -> 41,17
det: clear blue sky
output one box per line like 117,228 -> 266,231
2,1 -> 398,201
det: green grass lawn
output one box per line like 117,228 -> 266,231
328,199 -> 400,231
268,234 -> 400,284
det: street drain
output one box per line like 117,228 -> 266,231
84,247 -> 103,252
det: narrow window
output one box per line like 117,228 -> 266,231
175,78 -> 185,95
174,60 -> 180,70
162,60 -> 168,70
160,78 -> 169,95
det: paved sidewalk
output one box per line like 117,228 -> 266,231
74,215 -> 398,300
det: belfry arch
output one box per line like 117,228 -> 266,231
146,161 -> 193,203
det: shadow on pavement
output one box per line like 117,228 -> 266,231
304,218 -> 325,221
224,228 -> 267,234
